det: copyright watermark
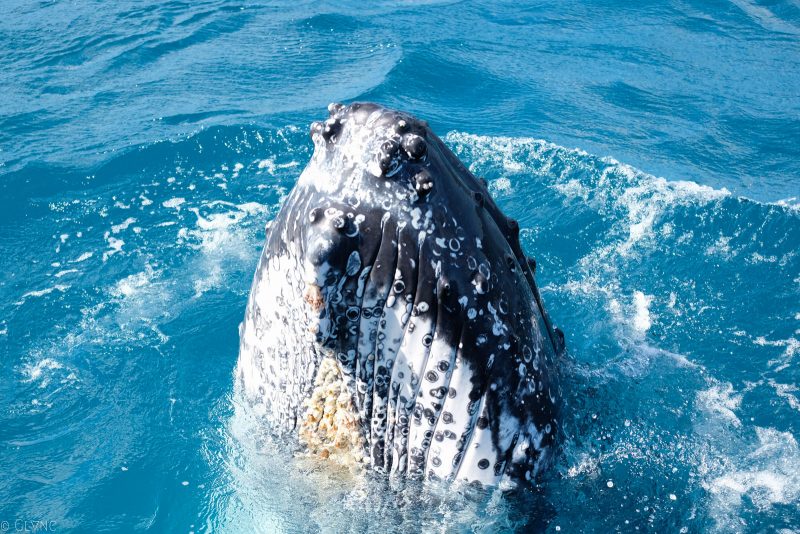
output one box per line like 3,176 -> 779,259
0,520 -> 56,532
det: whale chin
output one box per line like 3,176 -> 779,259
237,102 -> 564,487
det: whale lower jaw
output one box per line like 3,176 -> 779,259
237,248 -> 553,487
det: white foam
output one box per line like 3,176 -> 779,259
696,383 -> 742,427
112,266 -> 157,298
565,453 -> 600,478
257,158 -> 298,173
111,217 -> 137,233
705,235 -> 734,258
71,251 -> 93,263
769,380 -> 800,412
632,291 -> 653,333
189,208 -> 243,231
20,357 -> 76,389
188,201 -> 268,231
162,197 -> 186,209
23,358 -> 63,382
489,177 -> 512,195
755,335 -> 800,372
15,284 -> 70,305
175,200 -> 266,297
748,252 -> 778,264
236,202 -> 268,216
772,197 -> 800,211
257,158 -> 275,172
102,236 -> 124,261
705,427 -> 800,528
554,179 -> 590,202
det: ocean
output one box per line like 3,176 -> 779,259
1,1 -> 798,532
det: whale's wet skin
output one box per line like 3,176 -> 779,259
237,103 -> 564,486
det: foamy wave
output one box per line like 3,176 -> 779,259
772,197 -> 800,212
112,264 -> 160,299
111,217 -> 137,234
756,335 -> 800,372
102,235 -> 124,262
632,291 -> 653,334
704,427 -> 800,530
768,380 -> 800,412
445,133 -> 730,258
696,383 -> 743,428
488,177 -> 512,196
445,132 -> 730,202
176,200 -> 269,297
21,357 -> 78,390
162,197 -> 186,209
15,284 -> 70,305
70,251 -> 93,263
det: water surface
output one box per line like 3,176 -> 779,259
1,1 -> 799,532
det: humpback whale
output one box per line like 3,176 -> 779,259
237,103 -> 564,487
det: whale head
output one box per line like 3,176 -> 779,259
239,103 -> 563,486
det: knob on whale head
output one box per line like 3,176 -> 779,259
303,102 -> 441,204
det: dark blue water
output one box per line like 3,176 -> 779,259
1,1 -> 798,532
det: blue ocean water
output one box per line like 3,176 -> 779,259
1,0 -> 799,531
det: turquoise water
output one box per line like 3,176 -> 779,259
1,1 -> 799,532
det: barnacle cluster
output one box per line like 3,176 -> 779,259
298,357 -> 366,468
